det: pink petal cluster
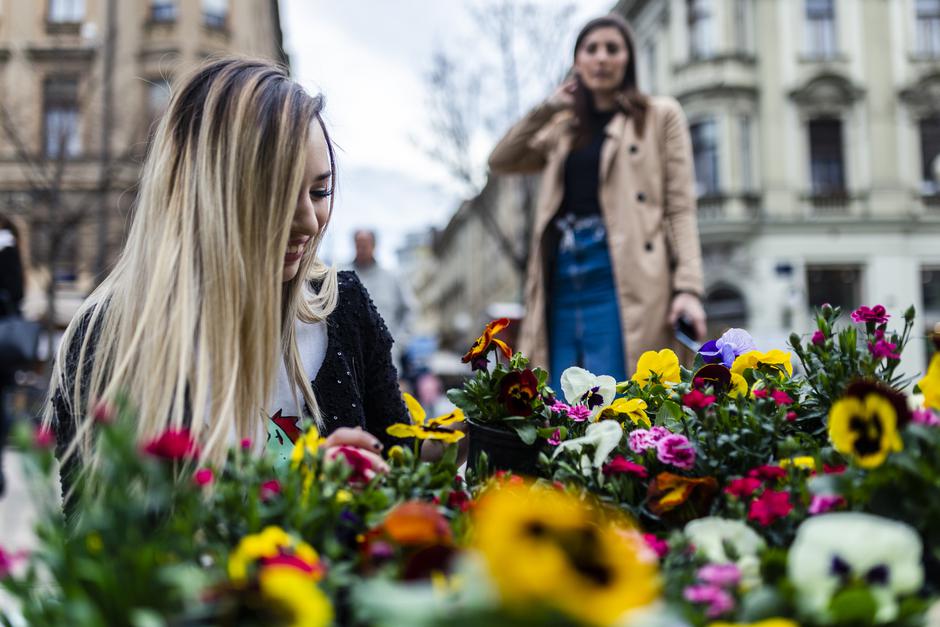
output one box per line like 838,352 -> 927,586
912,408 -> 940,427
643,533 -> 669,559
811,330 -> 826,345
567,405 -> 592,422
770,390 -> 794,406
0,547 -> 26,579
808,494 -> 846,515
34,426 -> 55,449
682,389 -> 716,409
869,338 -> 900,360
696,563 -> 741,588
547,428 -> 562,446
748,489 -> 793,526
628,426 -> 671,453
143,429 -> 200,460
193,468 -> 214,486
724,477 -> 762,499
851,305 -> 890,325
550,401 -> 571,415
260,479 -> 281,501
602,455 -> 648,478
684,584 -> 735,618
656,433 -> 696,470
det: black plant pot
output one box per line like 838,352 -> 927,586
466,418 -> 543,477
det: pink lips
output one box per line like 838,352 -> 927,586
284,237 -> 309,264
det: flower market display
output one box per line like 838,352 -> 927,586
3,303 -> 940,626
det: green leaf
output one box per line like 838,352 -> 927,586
828,586 -> 878,625
509,423 -> 538,445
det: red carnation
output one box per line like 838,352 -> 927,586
143,429 -> 199,460
724,477 -> 762,499
748,465 -> 787,482
682,389 -> 717,410
260,479 -> 281,501
748,489 -> 792,526
602,455 -> 649,479
331,446 -> 378,484
770,390 -> 794,406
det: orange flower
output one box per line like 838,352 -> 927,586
647,472 -> 718,520
462,318 -> 513,368
381,501 -> 453,546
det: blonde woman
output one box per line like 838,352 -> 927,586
47,58 -> 407,506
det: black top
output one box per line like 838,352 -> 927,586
559,110 -> 616,218
0,239 -> 23,317
52,271 -> 408,513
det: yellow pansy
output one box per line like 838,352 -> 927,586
228,526 -> 321,585
829,393 -> 903,469
779,456 -> 816,471
632,349 -> 681,387
290,427 -> 327,469
917,353 -> 940,410
386,393 -> 465,443
258,566 -> 333,627
731,350 -> 794,377
473,481 -> 660,626
729,372 -> 748,397
598,397 -> 651,427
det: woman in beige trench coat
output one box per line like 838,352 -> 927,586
488,14 -> 706,387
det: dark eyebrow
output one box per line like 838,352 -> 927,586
314,171 -> 331,182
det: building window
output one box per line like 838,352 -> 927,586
47,0 -> 84,23
202,0 -> 228,29
808,118 -> 845,195
805,0 -> 837,59
643,40 -> 658,95
688,0 -> 715,60
921,117 -> 940,195
917,0 -> 940,57
923,267 -> 940,313
807,265 -> 862,312
43,77 -> 81,159
739,115 -> 754,191
150,0 -> 177,23
691,118 -> 720,196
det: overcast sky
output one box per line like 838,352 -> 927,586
280,0 -> 612,269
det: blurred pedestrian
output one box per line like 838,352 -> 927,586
0,214 -> 25,497
345,229 -> 414,371
488,14 -> 705,388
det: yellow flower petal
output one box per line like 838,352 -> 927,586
631,349 -> 680,387
402,393 -> 427,426
917,353 -> 940,410
731,350 -> 793,377
729,372 -> 748,398
427,408 -> 465,429
258,566 -> 333,627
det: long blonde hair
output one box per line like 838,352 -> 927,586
45,58 -> 338,468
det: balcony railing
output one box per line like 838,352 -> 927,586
805,192 -> 850,216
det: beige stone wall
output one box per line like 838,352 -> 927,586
0,0 -> 286,323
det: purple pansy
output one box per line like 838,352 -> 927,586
699,328 -> 756,368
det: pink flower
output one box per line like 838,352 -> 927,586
567,405 -> 591,422
811,330 -> 826,345
447,490 -> 473,512
770,390 -> 794,406
912,408 -> 940,427
240,438 -> 252,450
260,480 -> 281,501
868,339 -> 900,360
747,465 -> 787,482
752,388 -> 769,399
193,468 -> 214,486
34,426 -> 55,449
0,547 -> 26,579
682,389 -> 717,410
697,563 -> 741,588
92,401 -> 115,424
786,411 -> 797,422
550,401 -> 571,415
809,494 -> 846,515
143,429 -> 200,460
330,446 -> 378,484
602,455 -> 648,478
824,464 -> 847,474
628,426 -> 671,453
724,477 -> 762,499
643,533 -> 669,559
684,584 -> 735,618
748,489 -> 792,526
656,434 -> 696,470
851,305 -> 890,325
547,428 -> 562,446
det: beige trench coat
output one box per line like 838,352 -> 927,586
488,96 -> 704,376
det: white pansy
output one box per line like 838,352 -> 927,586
560,366 -> 617,418
551,419 -> 623,468
787,513 -> 923,624
683,517 -> 766,564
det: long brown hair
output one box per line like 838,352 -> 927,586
571,14 -> 649,147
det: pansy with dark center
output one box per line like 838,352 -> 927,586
828,384 -> 904,468
581,386 -> 605,410
497,369 -> 539,417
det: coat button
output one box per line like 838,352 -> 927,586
645,241 -> 653,252
629,144 -> 638,154
636,192 -> 646,202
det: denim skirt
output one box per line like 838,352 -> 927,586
549,215 -> 627,392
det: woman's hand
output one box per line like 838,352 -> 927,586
546,79 -> 577,111
668,292 -> 707,342
323,426 -> 390,475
